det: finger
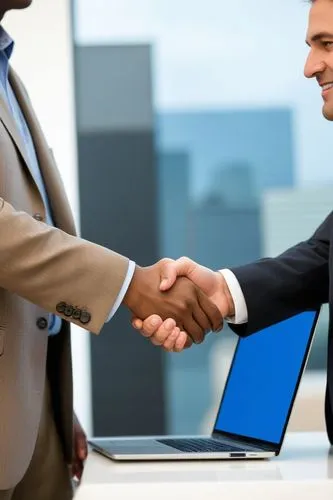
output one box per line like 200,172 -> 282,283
183,315 -> 205,344
131,317 -> 143,329
72,460 -> 79,478
163,327 -> 182,352
191,301 -> 212,334
184,335 -> 193,349
150,318 -> 176,346
173,331 -> 189,352
197,289 -> 223,332
76,433 -> 88,461
72,459 -> 84,480
137,315 -> 164,338
132,315 -> 161,333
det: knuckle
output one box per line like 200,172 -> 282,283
151,336 -> 162,346
163,330 -> 178,348
174,304 -> 186,318
163,341 -> 173,351
179,301 -> 187,312
183,296 -> 195,309
156,330 -> 168,343
141,327 -> 153,337
159,257 -> 174,266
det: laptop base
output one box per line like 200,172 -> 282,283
89,436 -> 275,461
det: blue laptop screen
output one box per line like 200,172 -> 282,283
214,311 -> 317,444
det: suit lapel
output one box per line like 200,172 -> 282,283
9,67 -> 77,237
0,87 -> 31,170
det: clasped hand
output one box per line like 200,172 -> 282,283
124,257 -> 234,352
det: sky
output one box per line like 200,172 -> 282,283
74,0 -> 333,187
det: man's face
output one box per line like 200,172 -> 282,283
305,0 -> 333,120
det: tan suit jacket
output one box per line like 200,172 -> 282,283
0,67 -> 129,490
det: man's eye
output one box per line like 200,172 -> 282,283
323,41 -> 333,48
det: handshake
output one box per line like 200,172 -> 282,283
122,257 -> 235,352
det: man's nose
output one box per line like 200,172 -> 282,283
304,52 -> 326,78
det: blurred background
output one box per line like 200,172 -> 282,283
4,0 -> 331,438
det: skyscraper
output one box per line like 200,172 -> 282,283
157,107 -> 295,434
158,151 -> 190,259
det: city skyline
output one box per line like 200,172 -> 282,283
75,0 -> 333,187
157,108 -> 295,201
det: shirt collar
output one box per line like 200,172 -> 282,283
0,26 -> 14,59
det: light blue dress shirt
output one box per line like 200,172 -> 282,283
0,26 -> 135,333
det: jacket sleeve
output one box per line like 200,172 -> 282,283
229,211 -> 332,337
0,198 -> 129,334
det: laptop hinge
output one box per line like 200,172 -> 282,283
212,433 -> 276,452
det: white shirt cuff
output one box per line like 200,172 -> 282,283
106,260 -> 136,322
219,269 -> 248,324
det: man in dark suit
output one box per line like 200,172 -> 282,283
134,0 -> 333,440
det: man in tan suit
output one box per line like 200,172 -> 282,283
0,1 -> 223,498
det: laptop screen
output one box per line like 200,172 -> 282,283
214,310 -> 319,445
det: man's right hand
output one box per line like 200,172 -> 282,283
123,259 -> 223,344
160,257 -> 235,317
131,257 -> 235,350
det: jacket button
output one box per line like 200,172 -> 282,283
33,213 -> 44,221
80,311 -> 91,324
64,305 -> 73,317
56,302 -> 66,314
72,308 -> 81,320
36,317 -> 48,330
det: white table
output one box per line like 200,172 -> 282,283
75,432 -> 333,499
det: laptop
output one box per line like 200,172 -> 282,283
89,309 -> 320,461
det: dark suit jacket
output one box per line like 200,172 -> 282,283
229,211 -> 333,442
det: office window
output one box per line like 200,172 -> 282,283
74,0 -> 331,434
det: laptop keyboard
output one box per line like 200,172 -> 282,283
158,438 -> 243,453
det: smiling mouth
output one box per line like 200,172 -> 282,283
322,83 -> 333,91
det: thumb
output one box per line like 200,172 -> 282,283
132,317 -> 143,329
159,259 -> 178,291
160,257 -> 196,291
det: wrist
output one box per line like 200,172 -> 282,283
215,271 -> 235,317
123,264 -> 142,311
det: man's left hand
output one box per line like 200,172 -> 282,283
72,413 -> 88,481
